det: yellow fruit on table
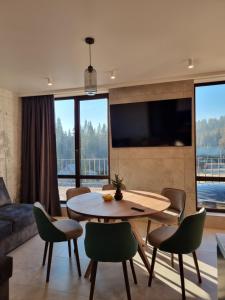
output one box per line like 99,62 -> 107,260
103,194 -> 113,201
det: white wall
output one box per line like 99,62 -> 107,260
0,88 -> 21,201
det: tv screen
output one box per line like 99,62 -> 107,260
110,98 -> 192,147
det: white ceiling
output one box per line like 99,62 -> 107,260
1,0 -> 225,96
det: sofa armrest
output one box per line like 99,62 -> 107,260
0,256 -> 13,284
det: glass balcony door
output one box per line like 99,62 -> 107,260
55,94 -> 109,201
195,82 -> 225,212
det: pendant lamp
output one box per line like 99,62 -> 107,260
84,37 -> 97,96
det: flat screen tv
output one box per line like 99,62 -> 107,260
110,98 -> 192,147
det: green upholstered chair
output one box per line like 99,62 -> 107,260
148,207 -> 206,300
66,187 -> 91,222
145,188 -> 186,244
33,202 -> 83,282
85,222 -> 138,300
33,202 -> 72,260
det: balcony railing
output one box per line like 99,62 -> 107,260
196,156 -> 225,211
197,156 -> 225,178
57,158 -> 108,176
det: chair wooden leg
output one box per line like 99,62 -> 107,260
46,242 -> 53,283
192,251 -> 202,284
90,261 -> 97,282
89,261 -> 98,300
129,259 -> 137,284
90,262 -> 93,282
68,240 -> 71,257
122,261 -> 131,300
178,254 -> 186,300
171,253 -> 174,268
148,247 -> 157,286
85,260 -> 93,279
42,242 -> 49,266
145,219 -> 151,244
73,239 -> 82,277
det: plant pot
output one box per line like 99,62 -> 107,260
114,188 -> 123,201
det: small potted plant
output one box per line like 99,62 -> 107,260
112,174 -> 124,201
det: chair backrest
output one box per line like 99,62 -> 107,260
34,202 -> 52,221
102,184 -> 126,191
66,187 -> 91,219
85,222 -> 138,262
33,202 -> 66,242
161,187 -> 186,219
66,187 -> 91,200
160,207 -> 206,254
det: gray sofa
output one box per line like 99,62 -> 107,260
0,177 -> 37,255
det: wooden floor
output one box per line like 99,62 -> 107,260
9,221 -> 223,300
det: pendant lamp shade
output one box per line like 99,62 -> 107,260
84,37 -> 97,96
84,65 -> 97,96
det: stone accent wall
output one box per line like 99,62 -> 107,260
109,80 -> 196,215
0,88 -> 21,201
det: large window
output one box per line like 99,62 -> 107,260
195,82 -> 225,211
55,94 -> 109,201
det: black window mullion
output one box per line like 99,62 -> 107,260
197,176 -> 225,182
75,98 -> 81,187
107,97 -> 110,181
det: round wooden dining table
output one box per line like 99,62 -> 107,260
67,189 -> 170,276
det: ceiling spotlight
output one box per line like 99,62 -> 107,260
110,70 -> 116,80
188,58 -> 194,69
47,77 -> 53,86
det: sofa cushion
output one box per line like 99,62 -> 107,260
0,178 -> 11,207
0,204 -> 35,232
0,220 -> 13,240
0,256 -> 13,284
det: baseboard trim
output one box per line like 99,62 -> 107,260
205,213 -> 225,229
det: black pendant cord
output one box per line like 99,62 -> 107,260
89,44 -> 92,66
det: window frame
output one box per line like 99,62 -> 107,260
55,93 -> 110,201
195,81 -> 225,213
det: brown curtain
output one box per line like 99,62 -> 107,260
21,95 -> 61,216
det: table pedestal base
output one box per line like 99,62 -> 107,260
129,220 -> 151,274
